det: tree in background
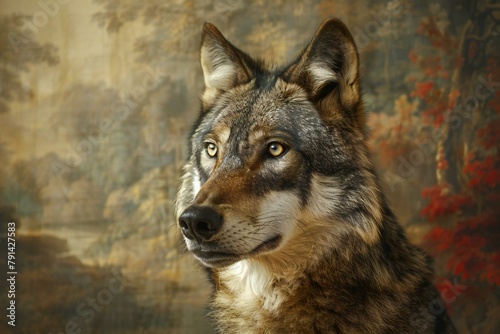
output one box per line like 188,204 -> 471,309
368,1 -> 499,332
0,13 -> 59,113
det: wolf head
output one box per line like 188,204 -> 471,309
176,19 -> 383,269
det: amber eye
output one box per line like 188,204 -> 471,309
205,142 -> 218,157
268,142 -> 286,157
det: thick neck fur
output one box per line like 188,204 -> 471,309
211,202 -> 435,334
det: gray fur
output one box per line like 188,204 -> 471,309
175,19 -> 457,334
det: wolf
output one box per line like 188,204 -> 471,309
175,18 -> 457,334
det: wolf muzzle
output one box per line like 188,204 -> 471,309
179,205 -> 223,242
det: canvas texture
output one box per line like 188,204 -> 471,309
0,0 -> 498,333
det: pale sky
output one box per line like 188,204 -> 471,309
2,0 -> 154,161
3,0 -> 151,96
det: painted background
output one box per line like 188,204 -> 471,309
0,0 -> 498,333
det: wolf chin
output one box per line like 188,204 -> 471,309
175,18 -> 456,334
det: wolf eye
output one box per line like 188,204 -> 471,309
205,142 -> 218,157
268,142 -> 286,157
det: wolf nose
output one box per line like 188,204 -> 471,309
179,205 -> 222,242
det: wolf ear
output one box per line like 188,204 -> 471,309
283,19 -> 361,123
200,23 -> 254,106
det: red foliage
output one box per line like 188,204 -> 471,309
463,155 -> 500,188
418,17 -> 435,36
420,184 -> 473,222
423,212 -> 500,285
436,147 -> 448,170
417,16 -> 456,51
409,12 -> 500,290
420,56 -> 444,78
421,103 -> 447,126
437,158 -> 448,170
423,227 -> 453,252
411,81 -> 435,99
411,81 -> 452,126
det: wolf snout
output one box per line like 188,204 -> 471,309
179,205 -> 223,242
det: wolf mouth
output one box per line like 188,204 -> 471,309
191,235 -> 282,267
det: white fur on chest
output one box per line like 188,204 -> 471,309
219,260 -> 284,314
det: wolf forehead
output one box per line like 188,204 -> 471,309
192,77 -> 335,150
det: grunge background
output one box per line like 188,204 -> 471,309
0,0 -> 498,333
